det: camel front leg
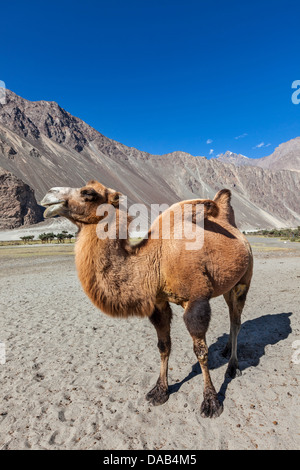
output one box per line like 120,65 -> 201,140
146,302 -> 172,406
184,299 -> 223,418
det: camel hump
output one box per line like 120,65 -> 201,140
213,189 -> 231,205
213,189 -> 236,225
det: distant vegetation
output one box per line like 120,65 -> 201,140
38,231 -> 74,243
2,228 -> 300,247
246,227 -> 300,242
19,231 -> 75,244
20,235 -> 35,243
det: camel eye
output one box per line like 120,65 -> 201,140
80,188 -> 99,202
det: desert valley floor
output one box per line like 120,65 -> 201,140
0,236 -> 299,450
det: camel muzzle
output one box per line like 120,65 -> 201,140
41,187 -> 72,218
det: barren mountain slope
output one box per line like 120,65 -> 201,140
0,167 -> 43,229
217,138 -> 300,172
215,151 -> 252,167
0,90 -> 299,230
256,138 -> 300,172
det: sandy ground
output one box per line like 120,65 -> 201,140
0,236 -> 299,450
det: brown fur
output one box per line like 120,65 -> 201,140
42,182 -> 253,418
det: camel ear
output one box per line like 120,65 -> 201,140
108,191 -> 121,207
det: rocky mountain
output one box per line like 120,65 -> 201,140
255,138 -> 300,172
0,89 -> 300,230
0,167 -> 43,229
217,138 -> 300,172
215,151 -> 252,167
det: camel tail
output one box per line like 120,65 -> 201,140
213,189 -> 236,226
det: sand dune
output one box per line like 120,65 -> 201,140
0,238 -> 299,450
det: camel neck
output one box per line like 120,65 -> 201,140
77,207 -> 132,250
75,222 -> 129,269
74,219 -> 158,318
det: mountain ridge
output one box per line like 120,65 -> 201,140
216,137 -> 300,172
0,89 -> 299,230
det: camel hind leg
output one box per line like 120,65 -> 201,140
184,298 -> 223,418
146,301 -> 172,406
223,280 -> 250,378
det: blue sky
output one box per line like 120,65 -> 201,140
1,0 -> 300,158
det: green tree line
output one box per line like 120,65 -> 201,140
20,231 -> 74,244
246,226 -> 300,242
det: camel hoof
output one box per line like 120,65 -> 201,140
225,362 -> 242,379
200,390 -> 223,418
146,385 -> 169,406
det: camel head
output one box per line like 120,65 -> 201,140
41,180 -> 121,225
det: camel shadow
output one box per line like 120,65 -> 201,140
168,312 -> 292,402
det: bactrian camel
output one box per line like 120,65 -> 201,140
41,181 -> 253,418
